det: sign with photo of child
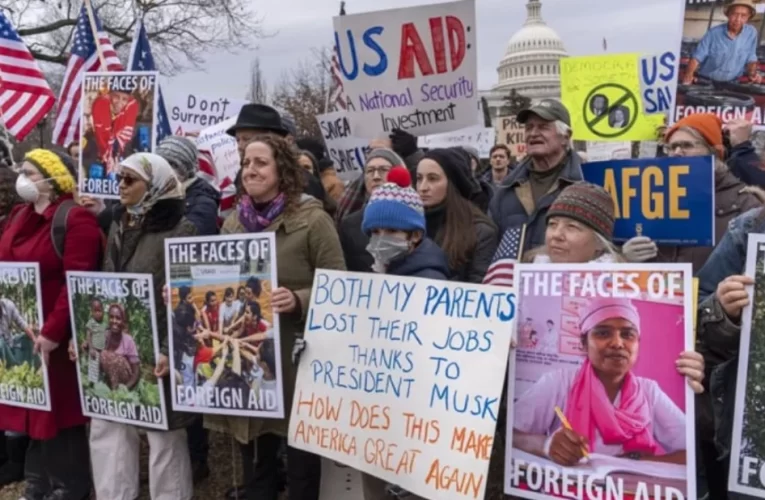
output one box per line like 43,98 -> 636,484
66,272 -> 167,429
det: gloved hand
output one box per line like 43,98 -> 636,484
621,236 -> 658,262
292,338 -> 306,366
389,129 -> 418,159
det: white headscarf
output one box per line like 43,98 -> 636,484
119,153 -> 184,217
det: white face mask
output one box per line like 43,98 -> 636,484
15,175 -> 48,203
366,233 -> 410,272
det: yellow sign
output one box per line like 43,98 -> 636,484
561,54 -> 664,142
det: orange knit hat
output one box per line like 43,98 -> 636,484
665,113 -> 724,158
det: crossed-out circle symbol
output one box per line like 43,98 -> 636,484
583,83 -> 638,139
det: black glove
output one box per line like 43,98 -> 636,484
389,128 -> 418,159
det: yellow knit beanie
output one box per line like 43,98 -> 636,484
23,149 -> 76,195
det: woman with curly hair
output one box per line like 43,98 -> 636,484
206,134 -> 346,500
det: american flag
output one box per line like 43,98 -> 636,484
483,225 -> 526,287
51,4 -> 122,147
0,13 -> 55,141
128,20 -> 171,143
328,2 -> 348,112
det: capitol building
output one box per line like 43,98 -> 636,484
479,0 -> 568,126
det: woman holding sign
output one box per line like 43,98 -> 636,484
207,134 -> 345,500
90,152 -> 197,500
0,149 -> 102,500
416,148 -> 498,283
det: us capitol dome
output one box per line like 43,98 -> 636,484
480,0 -> 568,124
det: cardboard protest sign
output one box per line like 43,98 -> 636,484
163,88 -> 247,136
333,0 -> 478,137
79,71 -> 159,199
495,116 -> 526,159
585,141 -> 632,162
67,272 -> 167,430
289,269 -> 516,500
165,234 -> 284,418
418,125 -> 495,158
316,111 -> 370,182
676,2 -> 765,125
729,234 -> 765,496
582,156 -> 715,246
506,263 -> 697,500
639,51 -> 678,116
0,263 -> 47,411
562,54 -> 665,142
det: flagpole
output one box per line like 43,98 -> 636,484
83,0 -> 107,69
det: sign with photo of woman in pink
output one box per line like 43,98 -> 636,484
505,263 -> 698,500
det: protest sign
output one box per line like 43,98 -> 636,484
288,269 -> 516,500
561,54 -> 665,142
582,156 -> 715,246
639,51 -> 677,115
0,263 -> 47,411
418,125 -> 495,158
196,117 -> 238,210
675,2 -> 765,125
585,141 -> 632,162
317,111 -> 370,182
729,234 -> 765,496
506,263 -> 697,500
333,0 -> 478,137
66,272 -> 167,430
163,89 -> 247,137
79,71 -> 159,199
495,115 -> 526,159
165,234 -> 284,418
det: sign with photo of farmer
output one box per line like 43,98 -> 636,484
79,71 -> 159,199
0,263 -> 47,410
164,233 -> 284,418
66,272 -> 167,430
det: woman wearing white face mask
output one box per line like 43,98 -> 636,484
0,149 -> 102,500
359,166 -> 449,499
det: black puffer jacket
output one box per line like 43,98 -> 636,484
184,178 -> 220,236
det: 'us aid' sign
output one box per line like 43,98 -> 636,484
333,0 -> 478,138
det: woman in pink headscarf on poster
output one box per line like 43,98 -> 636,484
512,297 -> 692,466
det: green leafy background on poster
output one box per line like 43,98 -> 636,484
0,269 -> 43,392
741,252 -> 765,488
70,276 -> 160,409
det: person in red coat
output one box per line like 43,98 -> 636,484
0,149 -> 103,500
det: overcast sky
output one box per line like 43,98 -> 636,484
164,0 -> 685,100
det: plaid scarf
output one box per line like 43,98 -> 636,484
334,174 -> 366,223
238,193 -> 286,233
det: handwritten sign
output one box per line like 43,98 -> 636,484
585,141 -> 631,162
196,117 -> 238,201
289,270 -> 516,500
582,156 -> 715,246
495,115 -> 526,159
316,111 -> 370,182
418,125 -> 494,158
333,0 -> 478,137
163,88 -> 247,136
562,54 -> 664,142
639,51 -> 677,115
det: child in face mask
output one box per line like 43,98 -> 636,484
362,166 -> 450,280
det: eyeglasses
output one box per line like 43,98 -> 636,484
365,166 -> 391,177
115,174 -> 139,187
662,140 -> 705,154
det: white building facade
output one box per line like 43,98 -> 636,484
479,0 -> 568,126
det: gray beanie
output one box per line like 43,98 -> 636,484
461,146 -> 480,162
155,136 -> 199,181
365,148 -> 405,168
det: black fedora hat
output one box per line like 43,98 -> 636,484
226,103 -> 289,137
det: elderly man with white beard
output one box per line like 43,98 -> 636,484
488,99 -> 583,251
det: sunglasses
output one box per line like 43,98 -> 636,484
115,174 -> 140,187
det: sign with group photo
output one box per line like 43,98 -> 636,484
289,269 -> 516,500
582,156 -> 715,246
164,234 -> 284,418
